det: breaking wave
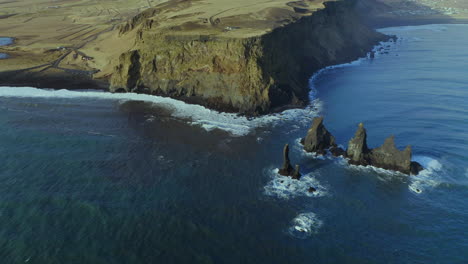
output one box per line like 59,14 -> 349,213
408,156 -> 443,194
343,154 -> 444,194
288,212 -> 323,239
0,86 -> 321,137
263,168 -> 328,200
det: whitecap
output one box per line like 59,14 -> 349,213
408,156 -> 443,194
413,156 -> 443,172
263,168 -> 328,200
0,86 -> 321,137
288,212 -> 323,239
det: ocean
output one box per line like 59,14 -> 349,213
0,24 -> 467,263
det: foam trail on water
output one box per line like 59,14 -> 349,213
288,212 -> 323,239
0,86 -> 321,137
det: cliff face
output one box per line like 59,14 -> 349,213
110,0 -> 389,114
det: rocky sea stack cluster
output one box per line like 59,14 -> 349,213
303,117 -> 424,175
279,117 -> 424,180
344,123 -> 424,175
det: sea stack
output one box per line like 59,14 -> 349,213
303,117 -> 339,155
346,123 -> 424,175
369,136 -> 413,174
278,144 -> 301,180
346,123 -> 370,166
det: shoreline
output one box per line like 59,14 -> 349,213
0,33 -> 398,138
0,0 -> 387,115
1,17 -> 466,115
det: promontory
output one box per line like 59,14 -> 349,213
2,0 -> 465,114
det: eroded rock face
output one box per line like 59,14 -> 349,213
410,161 -> 424,175
303,117 -> 337,154
346,123 -> 370,165
292,165 -> 301,180
279,144 -> 301,180
300,119 -> 424,175
109,1 -> 389,114
369,136 -> 412,174
330,146 -> 346,157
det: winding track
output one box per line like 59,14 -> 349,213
8,25 -> 116,77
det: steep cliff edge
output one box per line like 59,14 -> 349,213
107,0 -> 389,114
0,0 -> 389,114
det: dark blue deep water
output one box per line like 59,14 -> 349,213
0,25 -> 467,263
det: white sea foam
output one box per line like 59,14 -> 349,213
343,155 -> 444,194
344,155 -> 445,192
263,168 -> 328,200
0,86 -> 321,137
288,212 -> 323,239
293,137 -> 345,161
347,163 -> 403,177
408,156 -> 443,194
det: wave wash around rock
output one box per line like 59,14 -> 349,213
301,117 -> 424,175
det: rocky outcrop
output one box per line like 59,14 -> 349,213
303,117 -> 337,154
346,123 -> 370,165
300,118 -> 424,175
279,144 -> 301,180
111,50 -> 141,92
330,146 -> 346,157
346,123 -> 424,175
410,161 -> 424,176
292,165 -> 301,180
109,0 -> 389,114
369,136 -> 412,174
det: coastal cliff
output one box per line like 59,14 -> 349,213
0,0 -> 389,114
108,0 -> 389,114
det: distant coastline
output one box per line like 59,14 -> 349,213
0,0 -> 466,114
